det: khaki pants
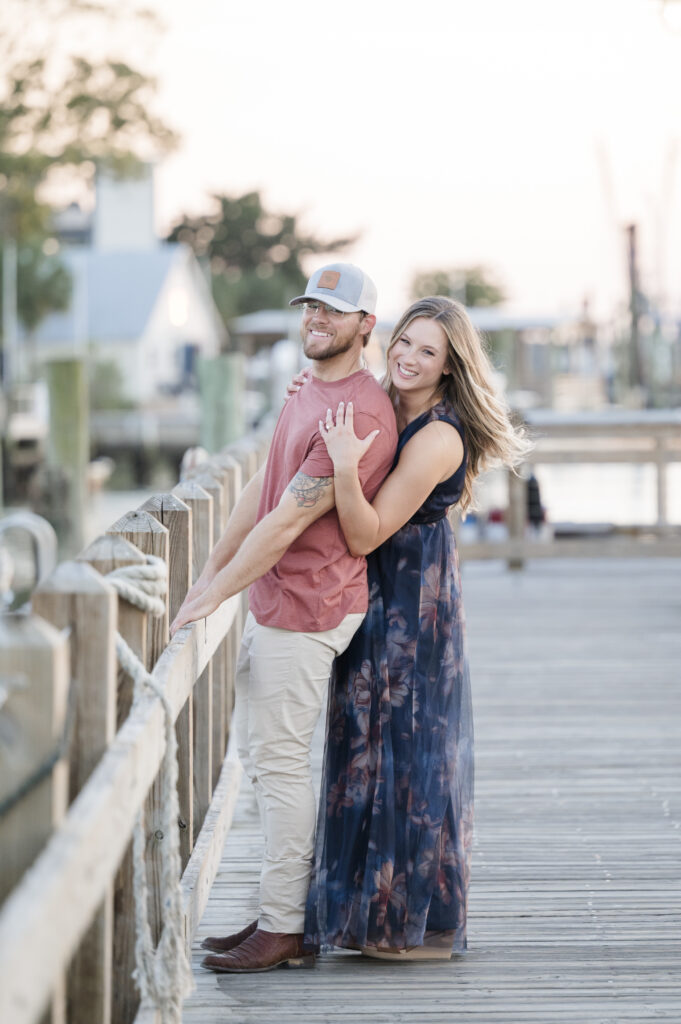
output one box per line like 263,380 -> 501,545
234,610 -> 364,933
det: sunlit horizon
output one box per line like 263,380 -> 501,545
133,0 -> 681,322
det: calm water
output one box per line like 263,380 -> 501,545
467,464 -> 681,526
534,463 -> 681,525
87,465 -> 681,543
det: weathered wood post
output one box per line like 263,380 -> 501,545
106,510 -> 169,947
0,612 -> 69,1024
172,480 -> 214,842
198,352 -> 246,452
33,561 -> 117,1024
254,432 -> 271,471
0,613 -> 70,897
226,438 -> 259,488
211,453 -> 244,727
77,535 -> 148,725
213,452 -> 243,516
107,511 -> 169,670
190,468 -> 228,786
655,436 -> 668,528
507,468 -> 526,571
139,493 -> 194,866
224,441 -> 262,674
44,359 -> 89,556
77,534 -> 149,1024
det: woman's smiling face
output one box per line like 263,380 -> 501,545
387,316 -> 450,397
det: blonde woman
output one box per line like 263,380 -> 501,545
300,296 -> 530,960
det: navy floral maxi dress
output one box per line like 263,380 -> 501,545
305,401 -> 474,954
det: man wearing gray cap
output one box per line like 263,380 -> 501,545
171,263 -> 398,973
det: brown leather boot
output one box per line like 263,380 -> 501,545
201,928 -> 314,973
200,919 -> 258,953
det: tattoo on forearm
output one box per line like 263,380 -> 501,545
288,473 -> 333,507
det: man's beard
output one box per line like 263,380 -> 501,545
302,334 -> 356,361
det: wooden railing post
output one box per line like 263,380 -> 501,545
256,432 -> 271,469
0,612 -> 69,1024
106,511 -> 170,948
655,438 -> 668,528
172,481 -> 214,842
191,468 -> 227,534
107,511 -> 169,669
198,352 -> 246,451
138,494 -> 192,625
212,453 -> 245,725
0,614 -> 70,899
191,468 -> 228,786
224,442 -> 254,497
44,358 -> 89,556
139,494 -> 194,867
507,468 -> 526,571
77,534 -> 149,1024
214,451 -> 243,512
78,535 -> 149,724
233,432 -> 269,474
33,562 -> 117,1024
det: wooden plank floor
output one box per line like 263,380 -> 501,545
183,559 -> 681,1023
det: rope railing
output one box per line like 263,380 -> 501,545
0,430 -> 270,1024
108,557 -> 193,1024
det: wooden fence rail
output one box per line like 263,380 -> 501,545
460,409 -> 681,564
0,431 -> 269,1024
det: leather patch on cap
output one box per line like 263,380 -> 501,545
317,270 -> 341,290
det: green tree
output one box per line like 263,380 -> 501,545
168,192 -> 358,323
411,265 -> 507,307
0,0 -> 176,348
12,242 -> 72,334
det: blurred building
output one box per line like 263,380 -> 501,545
230,309 -> 302,357
24,166 -> 227,403
458,307 -> 604,411
230,306 -> 611,412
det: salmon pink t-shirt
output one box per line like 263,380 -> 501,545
249,369 -> 397,632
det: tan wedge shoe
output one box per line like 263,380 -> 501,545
361,930 -> 454,961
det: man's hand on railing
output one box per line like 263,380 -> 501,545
180,572 -> 212,609
170,580 -> 221,637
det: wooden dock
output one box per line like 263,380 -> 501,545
183,558 -> 681,1024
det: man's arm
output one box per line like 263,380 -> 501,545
200,464 -> 266,582
169,471 -> 335,634
171,463 -> 265,627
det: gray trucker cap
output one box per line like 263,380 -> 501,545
289,263 -> 377,314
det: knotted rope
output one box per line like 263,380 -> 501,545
107,555 -> 193,1024
107,559 -> 166,617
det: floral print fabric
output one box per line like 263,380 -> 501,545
305,402 -> 474,953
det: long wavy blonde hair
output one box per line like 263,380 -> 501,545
384,296 -> 532,511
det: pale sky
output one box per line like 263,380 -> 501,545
126,1 -> 681,319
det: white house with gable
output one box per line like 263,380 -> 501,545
28,166 -> 227,403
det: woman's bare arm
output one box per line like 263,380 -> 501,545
322,403 -> 463,556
